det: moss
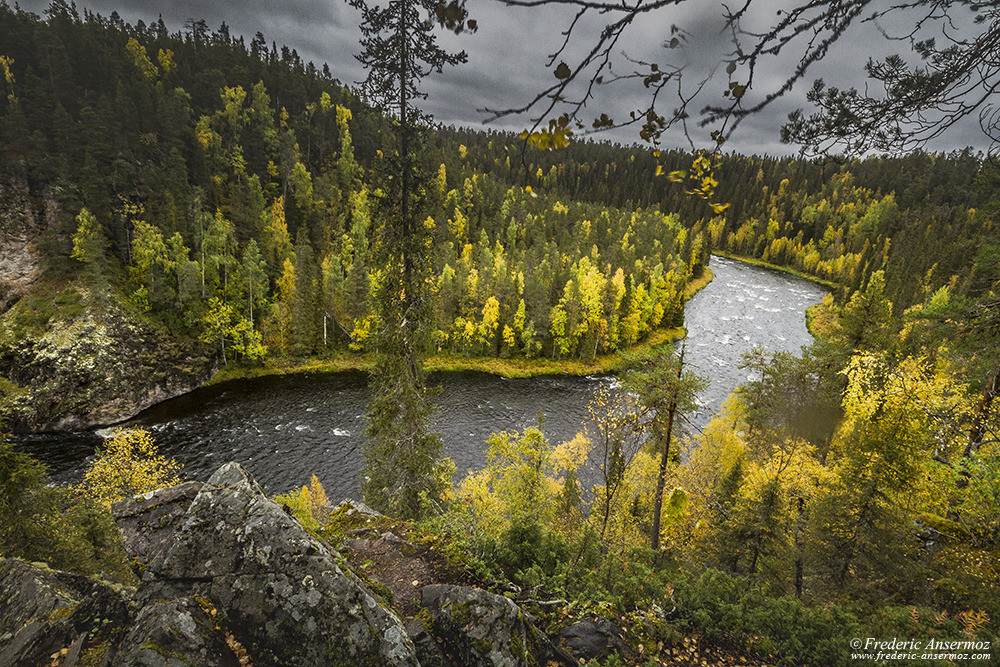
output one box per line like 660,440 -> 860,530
139,642 -> 190,662
364,579 -> 395,608
43,604 -> 75,623
77,641 -> 109,667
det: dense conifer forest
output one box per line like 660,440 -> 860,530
1,3 -> 999,665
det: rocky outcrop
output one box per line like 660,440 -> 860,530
113,597 -> 240,667
1,462 -> 614,666
111,480 -> 204,571
123,462 -> 418,666
0,558 -> 134,667
420,584 -> 557,667
0,296 -> 215,431
0,177 -> 48,314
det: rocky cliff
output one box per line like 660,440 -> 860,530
0,174 -> 49,314
0,292 -> 216,431
0,463 -> 591,666
0,179 -> 216,432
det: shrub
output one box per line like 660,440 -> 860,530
79,427 -> 181,507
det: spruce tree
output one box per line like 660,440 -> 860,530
348,0 -> 471,519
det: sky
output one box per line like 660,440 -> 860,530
10,0 -> 993,156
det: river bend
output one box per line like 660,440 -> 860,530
19,256 -> 827,497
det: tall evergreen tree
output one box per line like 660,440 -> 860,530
348,0 -> 470,518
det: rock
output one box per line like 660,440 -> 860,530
0,297 -> 216,432
0,558 -> 133,667
0,178 -> 46,315
420,584 -> 555,667
112,597 -> 239,666
111,481 -> 204,569
336,497 -> 383,518
557,615 -> 630,662
138,462 -> 419,666
406,618 -> 449,667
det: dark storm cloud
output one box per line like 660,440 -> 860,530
12,0 -> 993,155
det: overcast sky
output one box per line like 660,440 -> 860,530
11,0 -> 993,155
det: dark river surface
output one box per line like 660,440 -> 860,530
18,256 -> 827,497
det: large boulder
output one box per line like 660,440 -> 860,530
136,462 -> 418,666
557,615 -> 630,662
0,558 -> 133,667
420,584 -> 556,667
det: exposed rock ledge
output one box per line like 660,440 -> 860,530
0,463 -> 577,666
0,296 -> 215,432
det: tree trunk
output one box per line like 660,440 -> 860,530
963,364 -> 999,459
651,343 -> 684,550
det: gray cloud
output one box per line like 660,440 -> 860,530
12,0 -> 993,155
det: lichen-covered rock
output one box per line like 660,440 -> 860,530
138,462 -> 419,666
407,618 -> 449,667
0,296 -> 216,431
335,498 -> 383,518
420,584 -> 555,667
557,616 -> 630,662
0,558 -> 133,667
112,597 -> 239,666
111,481 -> 204,570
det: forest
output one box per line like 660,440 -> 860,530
0,3 -> 998,665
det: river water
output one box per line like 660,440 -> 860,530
18,256 -> 827,497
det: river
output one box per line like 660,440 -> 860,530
17,256 -> 827,497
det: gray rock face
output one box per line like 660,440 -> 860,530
137,462 -> 419,666
112,480 -> 204,570
0,558 -> 133,667
420,584 -> 555,667
113,597 -> 240,667
0,178 -> 46,314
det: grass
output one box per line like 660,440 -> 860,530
806,294 -> 837,339
210,326 -> 689,385
683,266 -> 714,300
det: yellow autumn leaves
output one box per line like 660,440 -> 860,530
80,428 -> 181,508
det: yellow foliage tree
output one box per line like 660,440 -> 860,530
80,428 -> 181,507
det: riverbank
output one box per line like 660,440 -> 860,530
805,294 -> 837,338
209,268 -> 715,385
712,250 -> 840,291
210,325 -> 690,385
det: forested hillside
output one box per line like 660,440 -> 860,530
2,3 -> 999,665
0,1 -> 702,367
435,126 -> 996,311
